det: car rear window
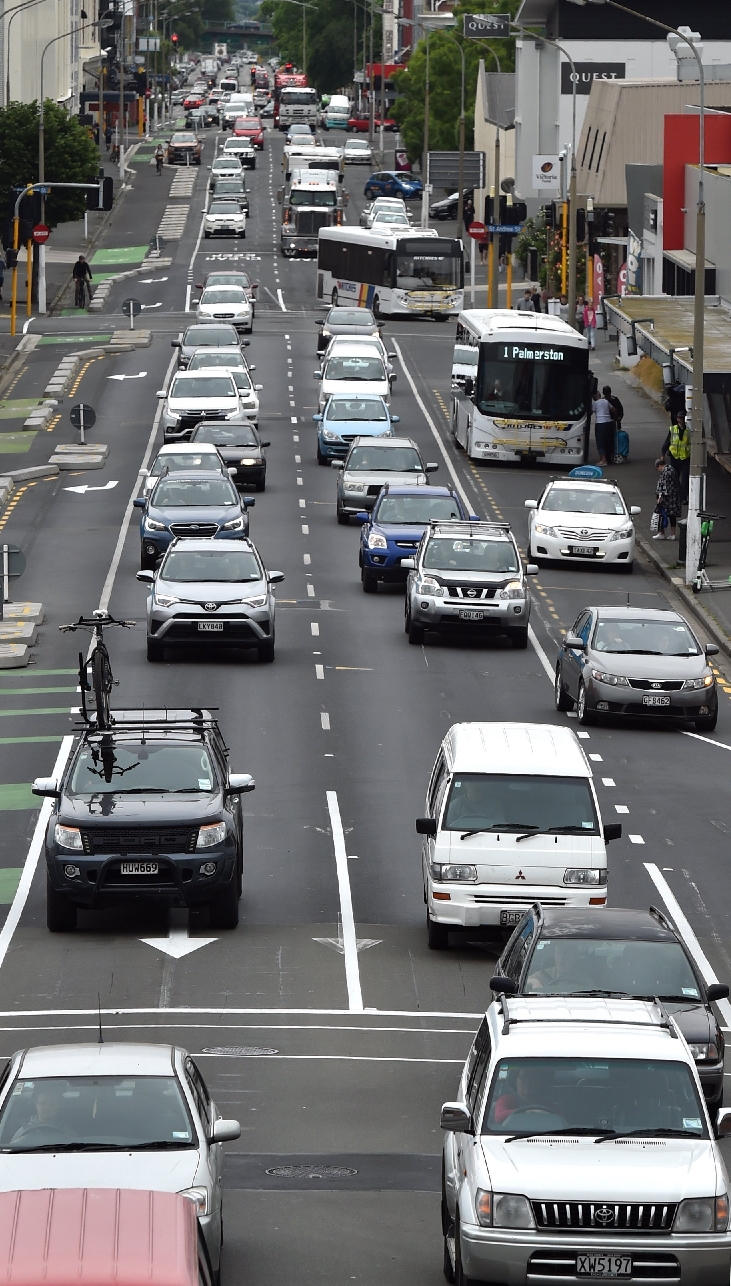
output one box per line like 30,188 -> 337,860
193,423 -> 258,446
150,453 -> 221,475
183,326 -> 238,347
152,477 -> 239,507
326,399 -> 387,422
169,376 -> 237,399
324,356 -> 385,381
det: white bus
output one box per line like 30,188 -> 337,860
317,226 -> 464,319
451,309 -> 592,466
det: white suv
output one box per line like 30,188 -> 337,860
441,996 -> 731,1285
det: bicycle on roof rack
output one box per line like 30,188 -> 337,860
59,611 -> 135,730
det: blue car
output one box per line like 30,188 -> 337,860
313,394 -> 399,465
363,171 -> 423,201
358,484 -> 475,592
134,471 -> 255,570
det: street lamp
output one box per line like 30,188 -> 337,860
38,18 -> 87,314
567,0 -> 706,588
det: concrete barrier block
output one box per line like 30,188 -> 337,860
0,644 -> 30,669
6,465 -> 59,482
3,602 -> 44,625
49,454 -> 105,470
0,622 -> 37,645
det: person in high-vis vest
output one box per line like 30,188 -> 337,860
661,412 -> 690,505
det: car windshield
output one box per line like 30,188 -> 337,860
183,326 -> 238,347
206,208 -> 242,221
593,618 -> 700,656
346,446 -> 422,472
69,743 -> 218,794
169,376 -> 236,399
290,189 -> 336,207
0,1076 -> 196,1152
523,939 -> 701,1001
150,453 -> 221,476
374,212 -> 409,224
214,182 -> 245,193
482,1058 -> 707,1138
423,537 -> 518,574
542,488 -> 626,515
236,117 -> 260,128
193,424 -> 258,446
201,290 -> 245,305
171,133 -> 195,143
347,140 -> 369,149
442,773 -> 598,834
152,478 -> 239,507
206,276 -> 251,290
324,357 -> 385,381
376,495 -> 462,523
326,308 -> 375,325
162,548 -> 262,583
327,399 -> 387,422
189,352 -> 245,371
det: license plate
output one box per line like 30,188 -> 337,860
571,545 -> 596,556
198,621 -> 224,632
459,610 -> 484,621
120,862 -> 158,876
577,1255 -> 631,1278
642,693 -> 670,706
500,910 -> 524,926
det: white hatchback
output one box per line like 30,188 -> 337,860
315,343 -> 391,411
203,203 -> 246,242
526,479 -> 640,570
343,137 -> 373,165
195,286 -> 252,332
320,333 -> 397,385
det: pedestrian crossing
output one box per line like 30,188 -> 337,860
157,203 -> 190,240
170,170 -> 198,197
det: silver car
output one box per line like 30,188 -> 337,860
403,520 -> 537,647
159,371 -> 243,442
0,1042 -> 240,1273
195,286 -> 252,331
332,436 -> 438,524
138,537 -> 284,662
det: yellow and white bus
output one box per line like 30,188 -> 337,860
317,226 -> 464,319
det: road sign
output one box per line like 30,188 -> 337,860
122,297 -> 142,331
70,403 -> 96,445
488,224 -> 523,234
31,224 -> 50,244
467,221 -> 487,240
464,13 -> 510,38
428,151 -> 485,192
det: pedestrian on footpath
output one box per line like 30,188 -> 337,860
0,257 -> 5,302
593,385 -> 616,467
653,456 -> 681,541
661,411 -> 691,505
105,125 -> 113,151
516,288 -> 534,312
583,297 -> 597,349
575,293 -> 585,333
531,286 -> 543,313
558,293 -> 569,323
463,195 -> 474,233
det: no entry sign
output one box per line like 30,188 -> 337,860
467,221 -> 487,240
31,224 -> 50,244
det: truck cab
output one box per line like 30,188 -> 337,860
279,167 -> 344,257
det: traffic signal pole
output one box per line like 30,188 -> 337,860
9,182 -> 107,335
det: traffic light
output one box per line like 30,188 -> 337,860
5,248 -> 18,269
527,247 -> 539,280
544,202 -> 557,229
484,194 -> 493,224
134,70 -> 147,95
171,32 -> 178,44
576,207 -> 586,242
511,201 -> 527,224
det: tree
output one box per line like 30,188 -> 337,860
0,101 -> 97,235
261,0 -> 364,95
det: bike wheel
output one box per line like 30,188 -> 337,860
91,646 -> 113,730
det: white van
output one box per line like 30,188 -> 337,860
417,722 -> 620,949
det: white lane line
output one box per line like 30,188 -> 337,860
321,712 -> 330,730
307,584 -> 315,596
576,731 -> 590,739
602,778 -> 616,786
0,736 -> 74,972
588,753 -> 602,761
99,345 -> 179,612
644,862 -> 731,1029
311,622 -> 320,636
326,791 -> 364,1014
392,337 -> 554,684
315,665 -> 324,680
185,283 -> 191,312
682,731 -> 731,751
302,523 -> 309,534
0,1005 -> 483,1018
277,288 -> 286,311
629,835 -> 645,844
0,1020 -> 478,1035
303,554 -> 311,564
197,1054 -> 464,1063
615,804 -> 629,813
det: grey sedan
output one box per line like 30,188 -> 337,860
555,605 -> 719,731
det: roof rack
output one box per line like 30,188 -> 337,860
427,519 -> 510,532
497,997 -> 678,1036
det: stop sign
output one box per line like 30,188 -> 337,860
31,224 -> 50,244
467,221 -> 487,240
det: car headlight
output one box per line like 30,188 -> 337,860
609,525 -> 634,541
222,516 -> 244,530
415,576 -> 444,597
683,675 -> 715,690
178,1187 -> 209,1216
196,821 -> 227,849
239,457 -> 259,465
475,1190 -> 534,1230
591,670 -> 630,686
166,412 -> 180,422
55,824 -> 82,851
674,1196 -> 728,1233
323,429 -> 343,442
688,1042 -> 720,1062
564,868 -> 607,885
429,863 -> 477,882
368,531 -> 388,550
155,594 -> 181,607
144,517 -> 167,532
348,483 -> 368,493
498,580 -> 524,600
534,523 -> 556,538
243,593 -> 267,608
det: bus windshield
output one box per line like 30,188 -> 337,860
396,248 -> 461,289
476,341 -> 588,421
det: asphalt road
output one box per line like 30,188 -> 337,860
0,119 -> 731,1285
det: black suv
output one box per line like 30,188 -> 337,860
33,709 -> 254,933
491,904 -> 728,1106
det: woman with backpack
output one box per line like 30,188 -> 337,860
592,384 -> 617,467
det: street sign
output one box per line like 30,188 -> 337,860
122,297 -> 142,332
488,224 -> 523,234
31,224 -> 50,244
33,185 -> 50,196
467,221 -> 487,240
464,13 -> 510,38
427,151 -> 485,191
70,403 -> 96,445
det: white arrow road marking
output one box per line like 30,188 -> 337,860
141,301 -> 163,310
140,926 -> 218,959
138,277 -> 169,283
313,937 -> 382,954
107,372 -> 148,380
65,480 -> 119,494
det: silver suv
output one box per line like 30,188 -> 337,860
403,521 -> 536,647
331,436 -> 438,524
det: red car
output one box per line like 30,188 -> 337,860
347,113 -> 398,133
183,93 -> 205,110
233,115 -> 265,149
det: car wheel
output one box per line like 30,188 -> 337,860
146,638 -> 164,662
208,877 -> 239,930
361,569 -> 378,594
47,877 -> 77,933
427,910 -> 449,950
695,711 -> 718,732
317,445 -> 328,466
576,680 -> 595,725
509,629 -> 529,649
337,506 -> 349,525
408,614 -> 425,645
555,665 -> 573,711
257,639 -> 275,662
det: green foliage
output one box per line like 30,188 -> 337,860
0,101 -> 98,231
202,0 -> 235,21
261,0 -> 373,95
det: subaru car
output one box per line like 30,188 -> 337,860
332,437 -> 438,523
358,485 -> 471,591
138,538 -> 283,662
134,472 -> 255,568
159,371 -> 244,442
363,171 -> 423,200
191,420 -> 268,491
313,394 -> 398,465
526,478 -> 640,570
403,520 -> 537,647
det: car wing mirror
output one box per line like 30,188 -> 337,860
261,440 -> 271,447
603,822 -> 622,842
136,569 -> 154,583
32,777 -> 60,798
243,496 -> 256,507
489,975 -> 518,995
227,467 -> 237,476
330,460 -> 344,469
209,1118 -> 241,1144
440,1102 -> 472,1134
716,1108 -> 731,1139
525,564 -> 539,575
171,340 -> 181,348
525,499 -> 538,510
463,376 -> 474,397
254,383 -> 263,391
564,634 -> 586,649
268,570 -> 285,584
355,511 -> 369,522
227,773 -> 255,794
133,497 -> 147,509
312,413 -> 323,422
706,643 -> 720,656
425,463 -> 439,473
139,468 -> 150,477
401,557 -> 416,569
630,505 -> 641,515
415,816 -> 436,836
313,370 -> 322,378
156,390 -> 166,398
707,982 -> 729,1002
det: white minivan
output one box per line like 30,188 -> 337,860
417,722 -> 620,949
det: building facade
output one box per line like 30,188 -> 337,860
1,0 -> 99,111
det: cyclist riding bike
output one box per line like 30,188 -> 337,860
155,143 -> 164,174
72,255 -> 92,309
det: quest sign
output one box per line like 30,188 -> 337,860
560,63 -> 626,94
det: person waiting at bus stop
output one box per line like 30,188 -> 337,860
661,412 -> 690,505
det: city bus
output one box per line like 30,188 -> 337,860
451,309 -> 592,465
316,226 -> 464,319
